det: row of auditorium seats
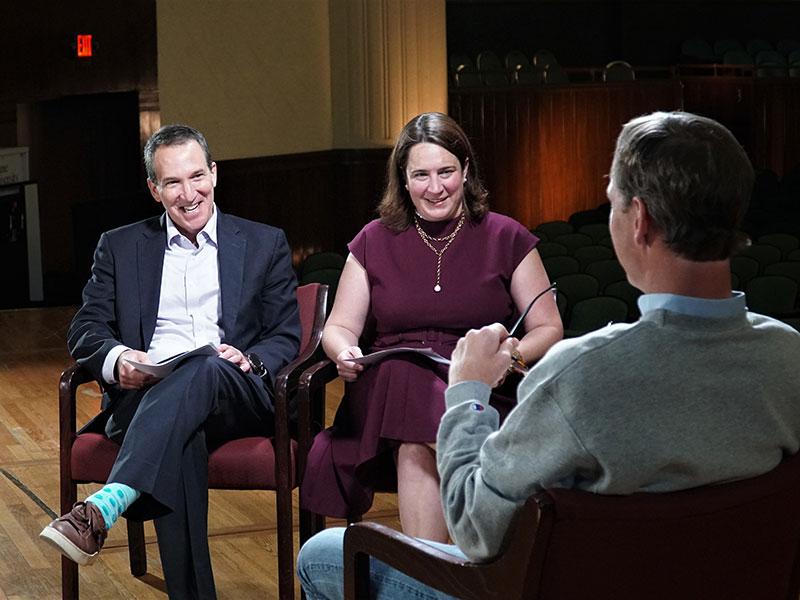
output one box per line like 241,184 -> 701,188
449,49 -> 570,87
531,219 -> 640,336
450,50 -> 640,87
297,251 -> 345,314
532,214 -> 800,335
452,37 -> 800,89
681,37 -> 800,77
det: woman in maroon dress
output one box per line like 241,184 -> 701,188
301,112 -> 563,541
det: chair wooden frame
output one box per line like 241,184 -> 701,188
58,283 -> 328,600
344,495 -> 547,600
295,358 -> 339,544
343,452 -> 800,600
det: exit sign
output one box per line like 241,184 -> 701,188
76,34 -> 93,58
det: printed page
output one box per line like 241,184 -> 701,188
350,347 -> 451,366
123,343 -> 219,378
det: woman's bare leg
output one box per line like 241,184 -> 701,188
395,442 -> 449,542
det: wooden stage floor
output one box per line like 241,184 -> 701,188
0,307 -> 400,599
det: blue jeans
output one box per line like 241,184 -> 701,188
297,527 -> 465,600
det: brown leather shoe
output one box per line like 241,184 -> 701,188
39,501 -> 107,565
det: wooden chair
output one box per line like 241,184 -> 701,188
58,283 -> 328,600
344,452 -> 800,600
295,342 -> 408,546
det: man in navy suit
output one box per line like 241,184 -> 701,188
40,124 -> 300,599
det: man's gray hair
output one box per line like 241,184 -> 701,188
143,124 -> 212,184
610,111 -> 754,261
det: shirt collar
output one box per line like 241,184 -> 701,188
638,291 -> 746,319
165,203 -> 218,248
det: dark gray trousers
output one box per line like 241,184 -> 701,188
106,355 -> 273,600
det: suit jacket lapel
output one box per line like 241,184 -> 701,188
138,215 -> 166,350
218,212 -> 246,340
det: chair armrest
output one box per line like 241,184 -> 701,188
343,495 -> 550,600
273,351 -> 317,427
273,282 -> 329,429
343,522 -> 492,600
59,363 -> 96,439
58,363 -> 98,513
295,358 -> 338,478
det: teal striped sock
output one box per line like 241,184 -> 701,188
86,483 -> 141,530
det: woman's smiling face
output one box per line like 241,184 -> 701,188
404,142 -> 467,222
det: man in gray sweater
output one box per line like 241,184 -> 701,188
297,111 -> 800,599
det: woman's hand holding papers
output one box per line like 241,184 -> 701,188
335,346 -> 365,382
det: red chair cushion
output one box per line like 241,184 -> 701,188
71,432 -> 119,483
208,436 -> 297,489
70,433 -> 296,489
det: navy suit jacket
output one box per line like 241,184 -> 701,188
68,209 -> 301,410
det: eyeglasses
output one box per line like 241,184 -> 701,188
507,282 -> 557,339
506,282 -> 558,375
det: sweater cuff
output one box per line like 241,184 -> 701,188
445,380 -> 492,409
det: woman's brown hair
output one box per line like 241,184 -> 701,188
378,112 -> 489,231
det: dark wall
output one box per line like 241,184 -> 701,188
0,1 -> 158,305
32,92 -> 152,304
446,1 -> 800,67
0,0 -> 157,105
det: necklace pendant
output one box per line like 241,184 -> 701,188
433,284 -> 442,293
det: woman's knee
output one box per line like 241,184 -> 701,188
397,443 -> 438,477
398,442 -> 436,460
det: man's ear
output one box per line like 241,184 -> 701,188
210,161 -> 217,188
631,197 -> 651,245
147,179 -> 162,204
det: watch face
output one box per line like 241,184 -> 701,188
247,353 -> 265,376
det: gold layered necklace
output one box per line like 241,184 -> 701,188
414,213 -> 466,292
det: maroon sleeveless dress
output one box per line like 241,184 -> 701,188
300,212 -> 538,517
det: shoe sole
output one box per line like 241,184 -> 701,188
39,525 -> 99,566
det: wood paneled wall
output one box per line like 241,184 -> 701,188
450,81 -> 683,226
752,81 -> 800,177
215,148 -> 391,262
451,77 -> 800,228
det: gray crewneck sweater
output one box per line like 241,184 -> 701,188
438,307 -> 800,561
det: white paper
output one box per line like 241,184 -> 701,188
349,347 -> 451,366
123,343 -> 219,378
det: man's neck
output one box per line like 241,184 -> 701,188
636,251 -> 732,300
